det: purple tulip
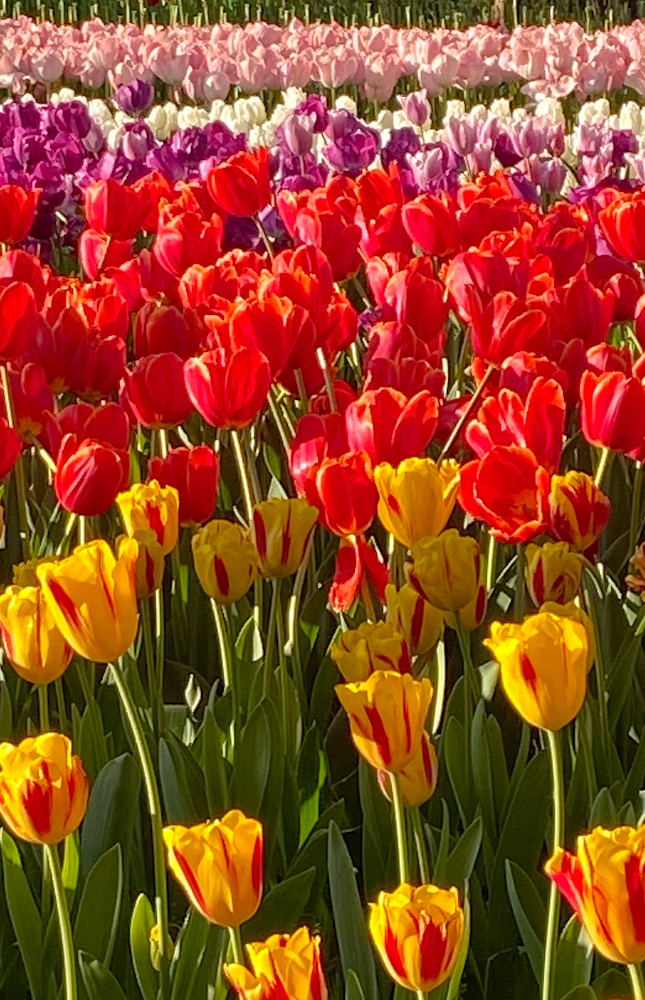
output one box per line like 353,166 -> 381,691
115,80 -> 155,116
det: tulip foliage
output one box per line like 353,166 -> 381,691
2,88 -> 645,1000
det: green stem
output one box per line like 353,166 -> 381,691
230,429 -> 254,523
438,362 -> 494,461
316,348 -> 338,413
410,807 -> 430,883
228,924 -> 245,966
274,579 -> 291,754
211,600 -> 236,754
455,616 -> 475,804
44,842 -> 77,1000
485,533 -> 497,594
582,574 -> 611,767
254,215 -> 274,260
141,599 -> 158,740
38,684 -> 49,731
268,389 -> 293,456
153,587 -> 165,739
263,578 -> 279,700
429,640 -> 446,736
109,660 -> 169,1000
514,543 -> 526,621
594,445 -> 612,489
389,772 -> 410,884
2,364 -> 30,561
54,679 -> 68,734
541,729 -> 564,1000
630,462 -> 644,556
629,963 -> 645,1000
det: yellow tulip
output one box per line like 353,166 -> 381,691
331,620 -> 411,682
249,498 -> 318,578
163,809 -> 263,927
384,583 -> 444,657
117,480 -> 179,555
539,600 -> 596,672
409,530 -> 481,612
546,825 -> 645,965
37,538 -> 139,664
377,732 -> 438,808
192,520 -> 258,605
485,611 -> 589,731
118,530 -> 165,598
0,584 -> 73,684
336,670 -> 433,773
0,732 -> 89,844
369,882 -> 464,992
548,471 -> 611,552
224,926 -> 328,1000
525,541 -> 583,606
375,458 -> 460,548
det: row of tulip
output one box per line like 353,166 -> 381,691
4,15 -> 645,101
1,111 -> 645,1000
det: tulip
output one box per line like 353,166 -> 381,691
54,435 -> 130,518
229,293 -> 313,381
409,530 -> 480,613
598,190 -> 645,261
377,732 -> 439,808
149,446 -> 220,527
384,583 -> 444,657
345,388 -> 438,467
121,353 -> 193,429
331,620 -> 411,682
0,281 -> 38,362
163,809 -> 263,927
133,303 -> 201,361
78,230 -> 133,281
310,452 -> 377,537
0,584 -> 73,685
539,601 -> 595,673
117,480 -> 179,556
525,542 -> 583,606
250,498 -> 318,579
401,193 -> 460,258
84,178 -> 148,241
485,611 -> 590,731
192,520 -> 258,605
459,445 -> 550,544
225,926 -> 328,1000
120,530 -> 165,598
0,417 -> 21,480
184,348 -> 271,430
468,290 -> 548,367
369,883 -> 464,992
580,370 -> 645,455
0,732 -> 88,844
375,458 -> 460,548
37,539 -> 139,664
0,185 -> 39,244
545,825 -> 645,964
207,148 -> 271,218
154,211 -> 224,279
548,470 -> 611,551
336,670 -> 432,773
443,576 -> 488,633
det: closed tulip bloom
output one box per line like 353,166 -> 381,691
401,193 -> 460,258
117,480 -> 179,556
225,926 -> 328,1000
84,178 -> 147,241
119,530 -> 165,598
409,530 -> 481,613
0,583 -> 73,685
385,583 -> 444,657
377,732 -> 439,808
149,446 -> 219,527
37,539 -> 139,664
121,353 -> 193,429
345,388 -> 438,467
548,471 -> 611,552
336,670 -> 433,773
0,733 -> 89,844
184,348 -> 271,430
0,417 -> 22,481
0,281 -> 39,362
54,436 -> 130,517
163,809 -> 263,927
369,883 -> 464,993
525,542 -> 583,606
250,498 -> 318,578
598,190 -> 645,261
545,825 -> 645,964
207,148 -> 271,218
313,452 -> 377,537
459,445 -> 550,544
375,458 -> 460,548
580,370 -> 645,455
443,576 -> 488,633
331,620 -> 411,682
192,520 -> 258,604
485,611 -> 589,731
538,601 -> 596,673
0,185 -> 39,244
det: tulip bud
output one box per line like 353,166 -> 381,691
225,926 -> 328,1000
331,620 -> 411,682
546,825 -> 645,965
149,445 -> 219,527
149,924 -> 174,972
0,733 -> 89,844
485,611 -> 590,731
249,498 -> 318,579
336,670 -> 433,773
384,583 -> 444,657
117,480 -> 179,556
548,471 -> 611,552
377,732 -> 438,808
0,583 -> 73,685
192,520 -> 258,605
163,809 -> 263,927
525,541 -> 583,606
375,458 -> 460,548
627,543 -> 645,597
37,539 -> 139,664
369,883 -> 464,993
119,530 -> 165,598
409,530 -> 481,612
443,577 -> 488,633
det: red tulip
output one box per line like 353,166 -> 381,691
207,148 -> 271,218
0,281 -> 38,362
401,193 -> 460,258
598,190 -> 645,262
345,388 -> 438,466
149,445 -> 219,526
309,451 -> 377,537
121,353 -> 193,429
41,401 -> 130,459
229,293 -> 315,379
468,290 -> 548,367
0,417 -> 22,479
444,248 -> 531,324
580,370 -> 645,455
78,230 -> 133,281
381,260 -> 448,350
84,179 -> 148,241
533,202 -> 593,284
37,308 -> 126,400
2,362 -> 54,441
154,212 -> 224,279
54,435 -> 130,516
184,347 -> 271,429
584,254 -> 643,323
497,351 -> 569,401
459,445 -> 551,543
133,302 -> 203,360
289,412 -> 348,496
329,534 -> 389,613
547,278 -> 614,351
0,249 -> 47,308
0,185 -> 39,244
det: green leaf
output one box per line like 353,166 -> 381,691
130,893 -> 157,1000
78,952 -> 128,1000
554,918 -> 593,998
560,989 -> 596,1000
589,787 -> 618,828
159,735 -> 207,823
74,844 -> 123,968
345,969 -> 366,1000
62,834 -> 80,895
244,867 -> 316,940
0,677 -> 12,739
471,702 -> 498,848
505,859 -> 545,984
443,714 -> 471,826
80,753 -> 141,876
196,709 -> 231,816
230,704 -> 272,819
0,830 -> 42,1000
327,821 -> 378,1000
446,894 -> 471,1000
446,815 -> 483,889
169,908 -> 224,1000
431,799 -> 451,885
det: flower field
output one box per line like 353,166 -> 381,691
3,10 -> 645,1000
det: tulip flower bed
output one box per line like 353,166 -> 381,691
4,66 -> 645,1000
